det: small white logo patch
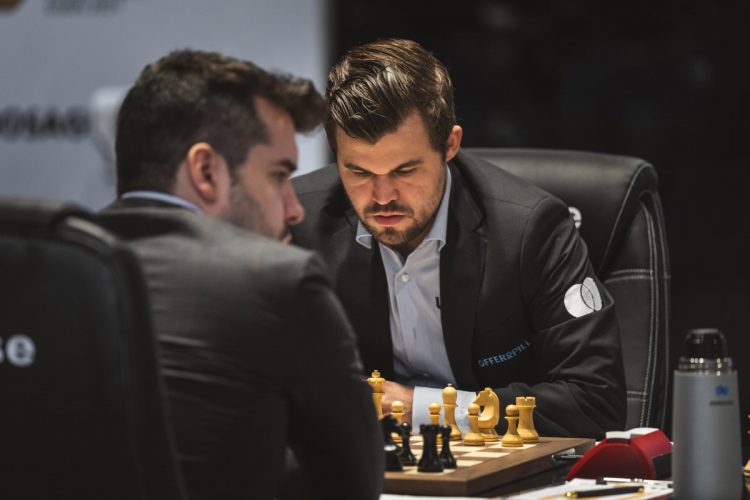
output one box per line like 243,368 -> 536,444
5,335 -> 36,367
564,277 -> 602,317
568,207 -> 582,229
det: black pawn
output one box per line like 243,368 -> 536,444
380,415 -> 403,471
439,424 -> 457,468
398,421 -> 417,466
417,424 -> 444,473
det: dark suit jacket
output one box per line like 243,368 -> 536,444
291,149 -> 627,438
100,199 -> 384,500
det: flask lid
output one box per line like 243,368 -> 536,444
683,328 -> 727,358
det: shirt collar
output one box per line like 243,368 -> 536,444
120,190 -> 203,214
355,166 -> 452,252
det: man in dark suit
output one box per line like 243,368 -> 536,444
100,50 -> 383,500
291,39 -> 626,438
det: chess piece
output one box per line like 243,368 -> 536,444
439,424 -> 457,468
380,414 -> 400,446
417,423 -> 444,472
501,404 -> 524,447
428,401 -> 442,446
442,384 -> 462,441
380,415 -> 403,471
515,396 -> 539,443
391,401 -> 405,423
428,402 -> 441,425
391,400 -> 405,443
462,403 -> 485,446
367,370 -> 385,419
398,421 -> 417,466
472,387 -> 500,442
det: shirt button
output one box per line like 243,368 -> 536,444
401,273 -> 410,282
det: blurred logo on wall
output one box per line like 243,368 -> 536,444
45,0 -> 127,14
0,0 -> 23,13
0,106 -> 90,141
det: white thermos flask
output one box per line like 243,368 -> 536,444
672,328 -> 743,499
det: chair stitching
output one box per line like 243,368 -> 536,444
605,276 -> 651,284
607,269 -> 653,277
600,162 -> 651,274
642,203 -> 658,426
644,192 -> 669,428
653,193 -> 670,428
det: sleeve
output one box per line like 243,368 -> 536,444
284,254 -> 384,500
412,386 -> 476,433
495,196 -> 627,439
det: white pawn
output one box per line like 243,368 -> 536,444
501,404 -> 524,447
463,403 -> 485,446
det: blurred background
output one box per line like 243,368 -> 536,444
2,0 -> 748,451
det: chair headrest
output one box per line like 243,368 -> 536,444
464,148 -> 658,273
0,198 -> 93,235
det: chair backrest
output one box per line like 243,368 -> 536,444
0,199 -> 184,499
465,148 -> 670,430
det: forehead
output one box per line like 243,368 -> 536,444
335,112 -> 434,171
255,97 -> 295,138
252,97 -> 297,156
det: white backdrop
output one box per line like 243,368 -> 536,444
0,0 -> 329,209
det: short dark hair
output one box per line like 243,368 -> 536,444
115,49 -> 325,195
325,38 -> 456,155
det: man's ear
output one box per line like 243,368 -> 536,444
444,125 -> 463,163
184,142 -> 226,204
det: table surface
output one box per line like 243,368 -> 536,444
383,436 -> 594,497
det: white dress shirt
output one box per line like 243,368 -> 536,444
121,190 -> 202,213
355,168 -> 474,431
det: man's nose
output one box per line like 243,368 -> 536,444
285,184 -> 305,226
372,175 -> 398,206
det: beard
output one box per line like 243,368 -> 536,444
360,200 -> 434,249
224,182 -> 287,241
358,170 -> 446,253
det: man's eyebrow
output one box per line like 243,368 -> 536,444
343,158 -> 423,173
275,159 -> 297,172
394,159 -> 422,170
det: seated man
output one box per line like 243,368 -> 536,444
100,50 -> 383,499
291,39 -> 626,438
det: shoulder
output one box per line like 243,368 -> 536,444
291,165 -> 354,248
100,205 -> 321,290
451,150 -> 569,226
452,149 -> 558,210
292,163 -> 341,196
292,164 -> 350,219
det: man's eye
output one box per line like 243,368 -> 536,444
272,171 -> 289,182
352,170 -> 370,178
395,168 -> 416,176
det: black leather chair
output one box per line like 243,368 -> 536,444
466,148 -> 670,430
0,199 -> 184,499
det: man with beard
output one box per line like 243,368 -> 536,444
100,50 -> 383,499
291,39 -> 626,439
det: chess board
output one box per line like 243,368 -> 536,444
384,436 -> 594,496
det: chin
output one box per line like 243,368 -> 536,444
374,228 -> 408,246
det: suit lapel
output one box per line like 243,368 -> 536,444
335,209 -> 395,379
441,163 -> 485,390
